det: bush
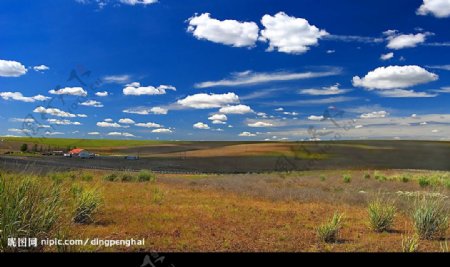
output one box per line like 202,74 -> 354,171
152,186 -> 165,205
72,186 -> 102,224
364,173 -> 371,179
418,177 -> 430,188
316,212 -> 343,243
343,174 -> 351,183
103,173 -> 118,182
374,171 -> 387,181
320,175 -> 326,181
402,234 -> 419,252
412,196 -> 448,240
138,170 -> 156,183
367,198 -> 396,232
81,174 -> 93,182
400,175 -> 410,183
121,173 -> 136,182
0,175 -> 63,252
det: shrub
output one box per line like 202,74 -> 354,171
412,196 -> 448,240
320,175 -> 326,181
402,234 -> 419,252
400,175 -> 410,183
418,176 -> 430,188
72,186 -> 102,224
121,173 -> 136,182
138,170 -> 156,183
343,174 -> 351,183
103,173 -> 118,182
367,198 -> 396,232
81,174 -> 93,182
374,171 -> 387,181
0,175 -> 63,252
364,173 -> 371,179
316,212 -> 343,243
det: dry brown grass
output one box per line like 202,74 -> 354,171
66,169 -> 450,252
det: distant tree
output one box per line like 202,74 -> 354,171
20,143 -> 28,152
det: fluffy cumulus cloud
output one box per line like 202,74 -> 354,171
259,12 -> 329,54
123,106 -> 168,115
360,111 -> 389,119
107,132 -> 135,137
0,59 -> 27,77
208,113 -> 227,124
119,0 -> 157,5
118,118 -> 135,124
135,122 -> 162,128
33,106 -> 77,118
187,13 -> 259,48
298,83 -> 350,95
193,122 -> 210,129
152,128 -> 172,133
380,52 -> 394,60
384,30 -> 430,50
49,87 -> 87,96
239,131 -> 257,137
195,69 -> 340,88
88,132 -> 100,135
47,119 -> 81,125
97,121 -> 124,128
352,65 -> 438,90
248,121 -> 273,127
307,115 -> 325,121
417,0 -> 450,18
218,104 -> 253,114
177,92 -> 239,109
80,100 -> 103,107
95,91 -> 109,97
0,92 -> 50,102
123,82 -> 176,96
33,65 -> 50,72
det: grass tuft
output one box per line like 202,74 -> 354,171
138,170 -> 157,183
401,234 -> 419,252
367,197 -> 396,232
316,212 -> 344,243
72,186 -> 102,224
412,196 -> 448,240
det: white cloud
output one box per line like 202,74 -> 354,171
123,106 -> 168,115
360,111 -> 389,119
307,115 -> 325,121
80,100 -> 104,107
352,65 -> 438,90
208,113 -> 227,122
77,114 -> 88,118
248,121 -> 273,127
426,65 -> 450,71
88,132 -> 100,135
0,92 -> 50,102
97,121 -> 124,128
299,83 -> 350,95
33,65 -> 50,72
193,122 -> 210,129
10,118 -> 36,123
107,132 -> 135,137
259,12 -> 329,54
195,69 -> 340,88
326,50 -> 335,54
103,74 -> 131,84
104,118 -> 113,122
118,118 -> 135,124
95,91 -> 109,97
45,131 -> 64,136
152,128 -> 172,133
433,86 -> 450,93
49,87 -> 87,96
123,82 -> 176,96
0,59 -> 27,77
239,131 -> 257,137
135,122 -> 161,128
187,13 -> 259,48
417,0 -> 450,18
33,106 -> 77,117
275,107 -> 284,111
8,128 -> 32,134
177,92 -> 239,109
119,0 -> 158,5
384,31 -> 430,50
219,104 -> 253,114
376,89 -> 437,98
380,52 -> 394,60
47,119 -> 82,125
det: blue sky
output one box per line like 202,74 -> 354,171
1,0 -> 450,141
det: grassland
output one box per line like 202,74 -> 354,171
2,168 -> 448,252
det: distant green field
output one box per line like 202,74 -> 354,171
2,137 -> 185,148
